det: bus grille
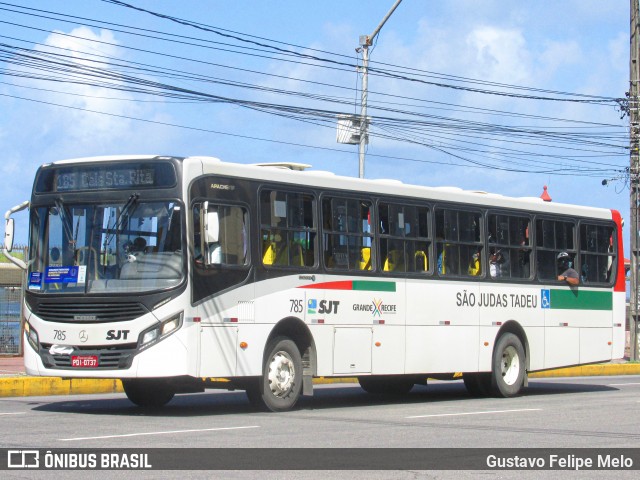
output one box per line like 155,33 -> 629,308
35,303 -> 148,323
39,343 -> 137,370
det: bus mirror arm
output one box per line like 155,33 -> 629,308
3,200 -> 29,270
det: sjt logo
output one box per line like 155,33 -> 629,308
106,330 -> 130,340
318,300 -> 340,314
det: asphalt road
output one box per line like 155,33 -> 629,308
1,376 -> 639,479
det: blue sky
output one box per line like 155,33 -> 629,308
0,1 -> 630,246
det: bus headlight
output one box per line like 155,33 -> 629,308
24,322 -> 39,351
138,312 -> 183,350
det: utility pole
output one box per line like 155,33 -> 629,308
630,0 -> 640,361
358,0 -> 403,179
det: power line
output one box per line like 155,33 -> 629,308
0,91 -> 624,177
0,1 -> 625,105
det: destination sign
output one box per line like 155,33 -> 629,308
56,167 -> 154,191
35,162 -> 177,193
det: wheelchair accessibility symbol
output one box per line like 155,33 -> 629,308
541,289 -> 551,309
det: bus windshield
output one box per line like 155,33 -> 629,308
27,200 -> 184,294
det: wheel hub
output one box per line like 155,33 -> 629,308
501,345 -> 520,386
268,351 -> 295,397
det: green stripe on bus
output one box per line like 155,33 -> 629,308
549,289 -> 612,311
352,281 -> 396,292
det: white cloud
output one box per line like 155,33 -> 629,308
466,27 -> 532,85
33,27 -> 139,150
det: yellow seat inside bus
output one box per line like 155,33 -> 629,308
359,247 -> 372,270
263,241 -> 304,266
414,250 -> 428,272
383,250 -> 404,272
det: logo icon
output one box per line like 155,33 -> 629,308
541,289 -> 551,309
307,299 -> 317,314
372,298 -> 383,317
79,330 -> 88,343
7,450 -> 39,468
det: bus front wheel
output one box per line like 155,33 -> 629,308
491,333 -> 525,397
122,379 -> 175,407
246,337 -> 303,412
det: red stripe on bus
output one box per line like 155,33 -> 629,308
611,209 -> 625,293
299,280 -> 353,290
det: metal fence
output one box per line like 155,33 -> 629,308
0,286 -> 22,355
1,244 -> 26,356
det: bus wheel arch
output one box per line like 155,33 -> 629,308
491,321 -> 528,397
246,317 -> 316,412
266,317 -> 317,378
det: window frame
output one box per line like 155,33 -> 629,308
577,220 -> 617,286
191,199 -> 251,270
486,210 -> 533,282
534,216 -> 577,283
434,206 -> 484,278
377,199 -> 432,275
258,187 -> 318,270
320,193 -> 375,272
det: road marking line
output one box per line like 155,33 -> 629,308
406,408 -> 542,419
0,412 -> 25,416
59,425 -> 259,441
607,382 -> 640,386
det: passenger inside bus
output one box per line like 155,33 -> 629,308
468,250 -> 481,276
489,249 -> 508,278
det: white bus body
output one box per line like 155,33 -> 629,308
4,155 -> 625,410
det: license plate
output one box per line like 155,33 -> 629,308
71,355 -> 99,368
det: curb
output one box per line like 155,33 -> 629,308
1,363 -> 639,398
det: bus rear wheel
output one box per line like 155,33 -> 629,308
491,333 -> 525,397
122,379 -> 175,407
358,375 -> 415,395
245,337 -> 303,412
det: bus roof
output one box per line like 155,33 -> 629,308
40,154 -> 615,220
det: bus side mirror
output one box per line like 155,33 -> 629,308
4,218 -> 14,252
205,211 -> 219,243
201,201 -> 219,243
200,202 -> 220,266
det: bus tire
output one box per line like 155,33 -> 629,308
122,379 -> 175,407
358,375 -> 414,395
247,337 -> 303,412
491,333 -> 525,397
463,373 -> 491,397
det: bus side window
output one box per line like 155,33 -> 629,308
261,190 -> 316,268
436,208 -> 482,277
579,223 -> 615,284
535,218 -> 575,281
323,197 -> 373,271
487,213 -> 531,279
194,203 -> 248,267
379,203 -> 430,275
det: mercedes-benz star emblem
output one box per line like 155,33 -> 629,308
79,330 -> 88,343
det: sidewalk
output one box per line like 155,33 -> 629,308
1,355 -> 639,398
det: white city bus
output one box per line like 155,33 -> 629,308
3,155 -> 625,411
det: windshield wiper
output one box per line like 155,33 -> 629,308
102,193 -> 140,261
54,198 -> 74,243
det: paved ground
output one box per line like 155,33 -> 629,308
1,376 -> 639,479
0,355 -> 24,376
